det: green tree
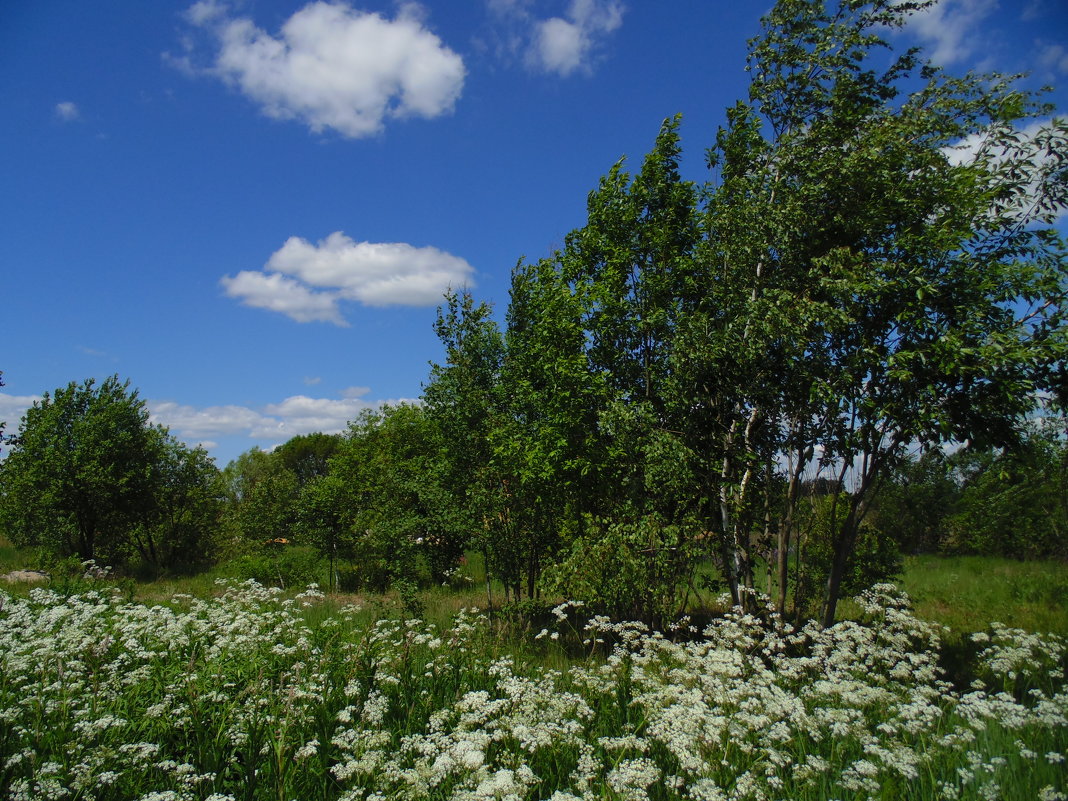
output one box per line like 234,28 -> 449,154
417,0 -> 1067,627
870,450 -> 959,554
707,0 -> 1067,625
274,432 -> 341,486
129,437 -> 224,574
294,472 -> 349,591
0,375 -> 219,570
222,447 -> 300,546
423,290 -> 507,603
329,404 -> 463,593
488,120 -> 710,621
946,421 -> 1068,559
496,255 -> 602,601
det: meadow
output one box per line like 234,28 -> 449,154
0,552 -> 1066,801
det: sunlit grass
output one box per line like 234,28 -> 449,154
900,555 -> 1068,636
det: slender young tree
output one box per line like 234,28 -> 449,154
424,289 -> 507,603
494,256 -> 601,600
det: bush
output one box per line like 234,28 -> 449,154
227,546 -> 323,589
543,517 -> 698,626
794,496 -> 903,616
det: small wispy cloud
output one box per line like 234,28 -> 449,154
1038,42 -> 1068,76
54,101 -> 80,121
221,231 -> 475,325
77,345 -> 117,360
173,1 -> 465,138
488,0 -> 624,77
899,0 -> 997,67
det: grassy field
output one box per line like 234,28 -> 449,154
3,536 -> 1067,635
899,554 -> 1068,636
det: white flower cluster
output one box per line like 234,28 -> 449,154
0,581 -> 1064,800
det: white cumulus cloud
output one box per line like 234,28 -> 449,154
529,0 -> 623,76
222,231 -> 475,324
259,395 -> 375,437
179,1 -> 465,138
0,393 -> 44,434
220,270 -> 346,325
148,400 -> 270,439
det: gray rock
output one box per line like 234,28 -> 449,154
1,570 -> 50,583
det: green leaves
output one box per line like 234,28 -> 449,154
416,0 -> 1066,625
0,375 -> 222,571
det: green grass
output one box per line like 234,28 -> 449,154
3,542 -> 1067,638
900,554 -> 1068,636
0,534 -> 35,574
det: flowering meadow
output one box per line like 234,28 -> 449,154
0,580 -> 1065,801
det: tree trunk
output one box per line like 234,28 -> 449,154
821,506 -> 859,628
482,546 -> 493,610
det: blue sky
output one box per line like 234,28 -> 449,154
2,0 -> 1066,467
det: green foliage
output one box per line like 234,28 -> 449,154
494,256 -> 598,599
475,0 -> 1068,626
717,0 -> 1066,625
794,494 -> 904,617
0,376 -> 223,573
869,422 -> 1068,560
223,434 -> 347,585
423,291 -> 510,594
871,449 -> 959,553
222,447 -> 301,547
129,438 -> 225,575
326,404 -> 466,593
274,432 -> 341,485
544,516 -> 700,626
946,421 -> 1068,559
0,375 -> 154,561
227,545 -> 324,590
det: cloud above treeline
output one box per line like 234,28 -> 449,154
220,231 -> 475,325
148,388 -> 394,442
176,0 -> 466,138
1,388 -> 414,462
